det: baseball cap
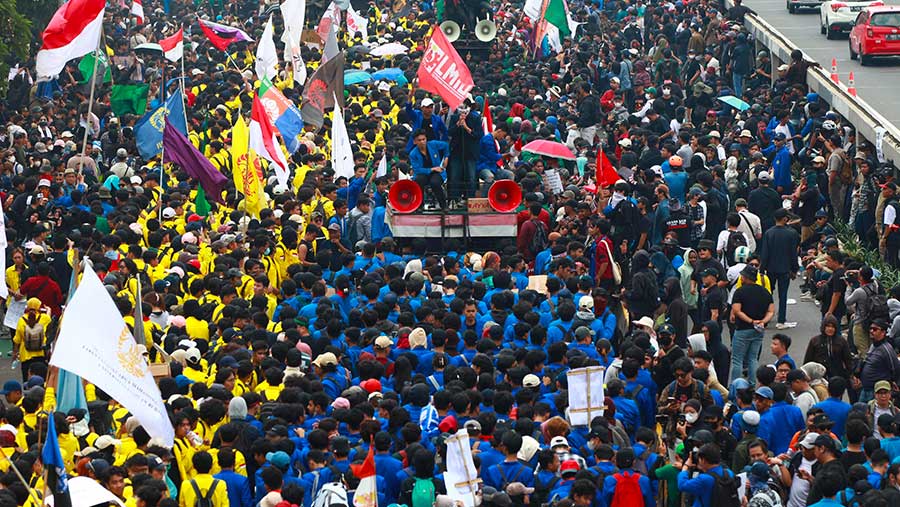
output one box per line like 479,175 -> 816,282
740,129 -> 753,137
560,459 -> 580,476
375,335 -> 394,349
574,326 -> 595,341
421,98 -> 435,107
0,381 -> 21,395
814,434 -> 840,454
799,432 -> 820,449
265,451 -> 291,469
550,436 -> 569,449
312,352 -> 338,367
741,410 -> 761,428
522,374 -> 541,388
875,380 -> 892,393
94,435 -> 121,450
758,171 -> 771,182
812,155 -> 826,164
754,386 -> 774,399
618,138 -> 632,148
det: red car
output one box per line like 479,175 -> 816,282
850,5 -> 900,65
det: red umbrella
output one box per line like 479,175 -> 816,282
521,139 -> 576,160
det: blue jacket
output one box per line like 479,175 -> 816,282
758,402 -> 805,455
602,470 -> 653,507
477,134 -> 503,173
677,466 -> 734,507
215,470 -> 253,507
371,206 -> 392,244
483,460 -> 535,490
813,397 -> 852,438
405,103 -> 449,150
770,144 -> 793,190
409,141 -> 450,179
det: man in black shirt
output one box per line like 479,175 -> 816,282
699,268 -> 726,326
730,264 -> 775,384
819,251 -> 847,324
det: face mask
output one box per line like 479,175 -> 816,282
105,250 -> 118,260
685,412 -> 699,424
264,248 -> 271,256
614,101 -> 623,108
71,418 -> 90,437
663,88 -> 671,95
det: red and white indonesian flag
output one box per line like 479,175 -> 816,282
416,27 -> 474,110
350,445 -> 377,507
159,28 -> 184,62
36,0 -> 105,79
249,94 -> 290,188
131,0 -> 144,25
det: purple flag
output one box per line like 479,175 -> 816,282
162,120 -> 228,204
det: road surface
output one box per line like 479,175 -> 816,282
742,0 -> 900,125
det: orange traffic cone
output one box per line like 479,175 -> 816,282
831,58 -> 839,84
848,72 -> 857,97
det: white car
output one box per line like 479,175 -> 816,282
821,0 -> 885,38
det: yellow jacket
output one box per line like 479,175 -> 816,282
13,313 -> 50,362
178,473 -> 229,507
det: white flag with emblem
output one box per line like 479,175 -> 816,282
332,96 -> 355,180
49,265 -> 174,446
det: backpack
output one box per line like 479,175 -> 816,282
631,447 -> 653,477
346,213 -> 362,248
410,477 -> 435,507
724,230 -> 748,265
189,479 -> 220,507
862,283 -> 890,329
609,472 -> 643,507
750,489 -> 781,507
23,319 -> 45,352
531,474 -> 561,506
496,463 -> 526,490
625,384 -> 644,401
708,470 -> 741,506
838,151 -> 854,185
312,482 -> 349,507
531,219 -> 550,254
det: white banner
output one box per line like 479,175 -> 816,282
50,265 -> 174,446
255,15 -> 279,81
346,6 -> 369,40
567,366 -> 605,426
444,430 -> 480,507
331,98 -> 355,180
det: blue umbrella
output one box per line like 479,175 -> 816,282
344,70 -> 373,85
717,95 -> 751,111
372,68 -> 407,84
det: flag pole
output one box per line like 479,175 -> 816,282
78,33 -> 103,175
0,447 -> 43,506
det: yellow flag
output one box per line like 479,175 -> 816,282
231,117 -> 265,218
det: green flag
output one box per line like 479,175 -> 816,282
110,84 -> 150,116
543,0 -> 570,37
78,53 -> 111,84
195,186 -> 211,217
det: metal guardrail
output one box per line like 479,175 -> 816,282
733,6 -> 900,164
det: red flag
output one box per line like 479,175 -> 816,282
416,27 -> 474,110
349,445 -> 377,507
596,150 -> 620,188
482,96 -> 494,134
35,0 -> 105,79
197,19 -> 252,51
159,28 -> 184,62
131,0 -> 144,25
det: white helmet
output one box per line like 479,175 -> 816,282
734,245 -> 751,264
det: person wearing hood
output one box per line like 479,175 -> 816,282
662,277 -> 689,346
625,250 -> 659,322
678,247 -> 700,324
803,313 -> 853,381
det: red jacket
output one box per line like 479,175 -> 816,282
517,218 -> 549,263
20,275 -> 63,317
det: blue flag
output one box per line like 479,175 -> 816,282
42,414 -> 71,507
135,89 -> 187,160
56,264 -> 89,419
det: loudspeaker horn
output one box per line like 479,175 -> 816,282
488,180 -> 522,213
388,179 -> 424,213
475,18 -> 497,42
440,20 -> 461,42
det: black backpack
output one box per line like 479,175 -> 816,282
531,219 -> 550,254
863,283 -> 890,329
554,323 -> 576,343
531,474 -> 560,506
724,230 -> 748,265
708,470 -> 741,506
189,479 -> 220,507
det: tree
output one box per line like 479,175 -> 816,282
0,0 -> 31,98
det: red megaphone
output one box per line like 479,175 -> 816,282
488,180 -> 522,213
388,179 -> 424,213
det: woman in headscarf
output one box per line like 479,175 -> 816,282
625,250 -> 659,321
801,362 -> 830,402
650,250 -> 677,295
678,247 -> 700,330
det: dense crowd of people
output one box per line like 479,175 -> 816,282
3,0 -> 900,506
